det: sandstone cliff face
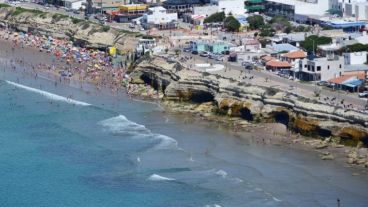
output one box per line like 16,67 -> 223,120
131,56 -> 368,147
0,7 -> 138,51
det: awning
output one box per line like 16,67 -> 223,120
343,79 -> 363,88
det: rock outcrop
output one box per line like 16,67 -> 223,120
0,7 -> 138,51
130,56 -> 368,147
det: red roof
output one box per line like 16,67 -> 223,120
283,50 -> 306,59
261,55 -> 274,62
329,73 -> 365,84
266,60 -> 291,68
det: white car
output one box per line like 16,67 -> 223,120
358,91 -> 368,98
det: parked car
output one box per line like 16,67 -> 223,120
183,47 -> 191,52
358,91 -> 368,98
73,10 -> 80,14
199,51 -> 209,57
317,81 -> 329,86
191,51 -> 198,55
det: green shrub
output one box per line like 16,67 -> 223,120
52,13 -> 68,22
0,3 -> 11,8
81,22 -> 90,30
101,25 -> 110,32
71,17 -> 83,24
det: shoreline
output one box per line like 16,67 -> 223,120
0,28 -> 367,176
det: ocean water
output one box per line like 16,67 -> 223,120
1,70 -> 368,207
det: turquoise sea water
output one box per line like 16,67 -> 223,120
1,68 -> 368,207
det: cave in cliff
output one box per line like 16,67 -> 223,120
273,111 -> 290,127
239,108 -> 253,121
190,91 -> 215,103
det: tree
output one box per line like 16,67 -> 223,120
344,43 -> 368,52
259,24 -> 275,37
247,15 -> 264,30
204,12 -> 225,23
300,35 -> 332,53
270,16 -> 292,32
224,16 -> 241,32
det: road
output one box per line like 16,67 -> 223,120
182,52 -> 368,111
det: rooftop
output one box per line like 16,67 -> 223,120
266,60 -> 291,68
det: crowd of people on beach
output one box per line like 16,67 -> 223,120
0,27 -> 162,98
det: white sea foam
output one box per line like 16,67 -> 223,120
6,81 -> 91,106
153,134 -> 178,150
148,174 -> 175,181
99,115 -> 149,134
272,197 -> 282,202
215,170 -> 228,178
99,115 -> 179,150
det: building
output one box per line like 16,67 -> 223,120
245,0 -> 266,13
64,0 -> 86,10
163,0 -> 211,16
214,0 -> 247,15
91,0 -> 130,12
141,6 -> 178,29
243,39 -> 262,52
341,0 -> 368,21
265,0 -> 340,22
111,4 -> 148,22
190,40 -> 230,54
344,51 -> 368,65
298,55 -> 344,81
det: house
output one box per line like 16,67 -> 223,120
344,51 -> 368,65
267,43 -> 299,53
91,0 -> 130,13
141,6 -> 178,30
111,4 -> 148,23
265,60 -> 292,73
243,39 -> 261,52
328,72 -> 366,92
298,55 -> 344,81
64,0 -> 86,10
190,40 -> 230,54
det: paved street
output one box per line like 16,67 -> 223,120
181,52 -> 368,111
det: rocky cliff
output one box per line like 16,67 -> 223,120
0,6 -> 138,51
131,56 -> 368,147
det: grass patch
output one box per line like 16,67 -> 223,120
0,3 -> 11,8
11,7 -> 45,16
52,13 -> 68,22
71,17 -> 83,24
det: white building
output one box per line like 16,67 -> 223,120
265,0 -> 340,22
344,51 -> 368,65
298,55 -> 344,81
141,6 -> 178,29
211,0 -> 246,15
340,0 -> 368,20
193,5 -> 218,16
64,0 -> 86,10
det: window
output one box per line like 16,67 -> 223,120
317,66 -> 321,71
304,64 -> 307,68
339,64 -> 342,68
312,66 -> 315,72
328,65 -> 330,70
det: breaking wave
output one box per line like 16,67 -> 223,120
6,81 -> 91,106
147,174 -> 175,181
99,115 -> 179,150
